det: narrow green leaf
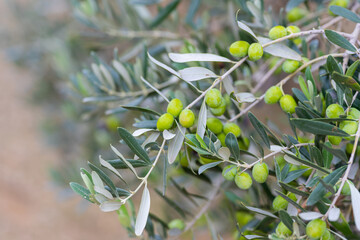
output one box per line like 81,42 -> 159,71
284,152 -> 330,174
154,189 -> 192,217
329,6 -> 360,23
279,182 -> 309,197
307,166 -> 347,206
275,190 -> 306,211
298,75 -> 310,100
120,105 -> 161,116
149,0 -> 180,28
88,162 -> 118,197
322,142 -> 334,169
279,210 -> 294,231
326,55 -> 342,74
346,60 -> 360,77
248,112 -> 270,148
332,72 -> 360,91
325,30 -> 357,52
225,133 -> 241,161
118,127 -> 151,163
107,159 -> 151,168
70,182 -> 92,202
290,118 -> 349,137
321,143 -> 347,163
198,161 -> 222,175
282,168 -> 309,183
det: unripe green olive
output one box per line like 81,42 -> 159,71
328,135 -> 342,145
222,165 -> 237,181
199,156 -> 218,165
206,118 -> 223,134
105,115 -> 120,131
179,109 -> 195,128
210,97 -> 227,116
349,107 -> 360,119
167,98 -> 183,117
345,143 -> 360,155
287,7 -> 306,22
238,138 -> 250,150
229,41 -> 250,58
157,113 -> 174,131
286,25 -> 300,35
252,162 -> 269,183
280,95 -> 297,114
329,0 -> 349,16
341,121 -> 358,135
217,132 -> 226,146
264,86 -> 283,104
306,219 -> 326,240
269,57 -> 282,74
235,172 -> 253,190
248,43 -> 263,61
235,211 -> 254,227
224,94 -> 231,106
293,38 -> 302,45
300,165 -> 312,177
322,229 -> 335,240
325,103 -> 344,118
205,89 -> 222,108
336,181 -> 352,195
179,155 -> 189,167
276,221 -> 293,237
275,155 -> 286,170
269,26 -> 287,40
272,195 -> 289,211
224,123 -> 241,138
339,115 -> 354,129
282,59 -> 300,73
168,219 -> 185,230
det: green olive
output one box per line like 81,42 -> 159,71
328,135 -> 342,145
264,86 -> 283,104
179,109 -> 195,128
235,172 -> 253,190
229,41 -> 250,58
252,162 -> 269,183
282,59 -> 300,73
168,219 -> 185,230
224,123 -> 241,138
222,165 -> 238,181
325,104 -> 344,118
276,221 -> 293,237
280,95 -> 297,114
269,26 -> 287,40
157,113 -> 174,131
167,98 -> 183,117
210,97 -> 227,116
248,43 -> 263,61
287,7 -> 306,22
205,89 -> 222,108
206,117 -> 223,134
306,219 -> 326,240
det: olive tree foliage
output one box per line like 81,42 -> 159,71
69,0 -> 360,239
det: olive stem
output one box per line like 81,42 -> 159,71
229,53 -> 347,122
121,139 -> 166,202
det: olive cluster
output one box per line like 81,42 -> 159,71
156,98 -> 195,131
221,161 -> 269,190
325,104 -> 360,145
277,218 -> 335,239
264,86 -> 298,114
229,41 -> 263,61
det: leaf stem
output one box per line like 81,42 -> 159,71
122,139 -> 166,202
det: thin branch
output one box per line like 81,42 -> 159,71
229,53 -> 346,122
323,117 -> 360,219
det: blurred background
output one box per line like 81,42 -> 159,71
0,0 -> 129,239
